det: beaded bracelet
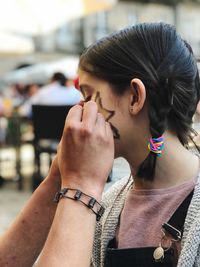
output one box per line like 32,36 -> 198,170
54,188 -> 105,221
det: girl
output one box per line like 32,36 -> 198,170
78,22 -> 200,267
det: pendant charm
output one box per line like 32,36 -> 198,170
153,246 -> 164,262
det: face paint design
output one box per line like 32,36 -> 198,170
78,95 -> 91,107
92,91 -> 120,139
85,95 -> 92,102
110,124 -> 120,139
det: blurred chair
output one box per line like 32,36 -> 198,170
32,105 -> 73,191
0,114 -> 28,190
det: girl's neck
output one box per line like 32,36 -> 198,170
128,131 -> 200,190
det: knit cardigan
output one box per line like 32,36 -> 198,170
92,174 -> 200,267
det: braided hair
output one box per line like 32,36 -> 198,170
79,22 -> 200,180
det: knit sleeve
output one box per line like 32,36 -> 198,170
92,175 -> 133,267
102,175 -> 132,208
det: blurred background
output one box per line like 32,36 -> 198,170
1,0 -> 200,234
1,0 -> 200,86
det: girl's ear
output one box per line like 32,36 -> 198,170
129,78 -> 146,115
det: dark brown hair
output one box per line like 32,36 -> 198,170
79,22 -> 200,180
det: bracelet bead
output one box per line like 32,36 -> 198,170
54,188 -> 105,221
74,190 -> 82,200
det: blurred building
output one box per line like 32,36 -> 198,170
48,1 -> 200,57
1,0 -> 200,85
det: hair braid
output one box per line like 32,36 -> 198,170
137,80 -> 171,179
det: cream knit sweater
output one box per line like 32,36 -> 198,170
92,174 -> 200,267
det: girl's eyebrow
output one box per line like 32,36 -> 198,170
79,84 -> 94,91
79,84 -> 95,99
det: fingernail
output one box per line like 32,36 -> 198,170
79,101 -> 85,107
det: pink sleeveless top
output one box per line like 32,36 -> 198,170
117,175 -> 198,252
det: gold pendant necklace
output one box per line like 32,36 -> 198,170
153,223 -> 181,262
153,245 -> 165,262
153,229 -> 173,262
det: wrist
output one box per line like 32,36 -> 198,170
61,180 -> 104,202
54,188 -> 105,221
45,174 -> 61,191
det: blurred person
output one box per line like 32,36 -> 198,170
31,72 -> 82,106
0,117 -> 8,144
0,94 -> 8,144
18,84 -> 40,117
10,83 -> 26,107
24,84 -> 40,98
0,83 -> 26,117
0,101 -> 114,267
0,94 -> 4,116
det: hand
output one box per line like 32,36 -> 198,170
57,101 -> 114,199
45,156 -> 61,191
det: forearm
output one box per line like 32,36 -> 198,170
36,194 -> 99,267
0,177 -> 59,267
36,101 -> 113,266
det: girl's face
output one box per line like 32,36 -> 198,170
78,69 -> 147,158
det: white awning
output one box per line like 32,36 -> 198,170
2,56 -> 79,84
0,0 -> 117,36
0,33 -> 34,54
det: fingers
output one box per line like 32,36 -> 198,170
96,112 -> 106,132
82,101 -> 98,128
96,112 -> 113,138
96,113 -> 114,148
63,101 -> 109,141
105,122 -> 113,138
65,105 -> 83,125
66,102 -> 98,126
